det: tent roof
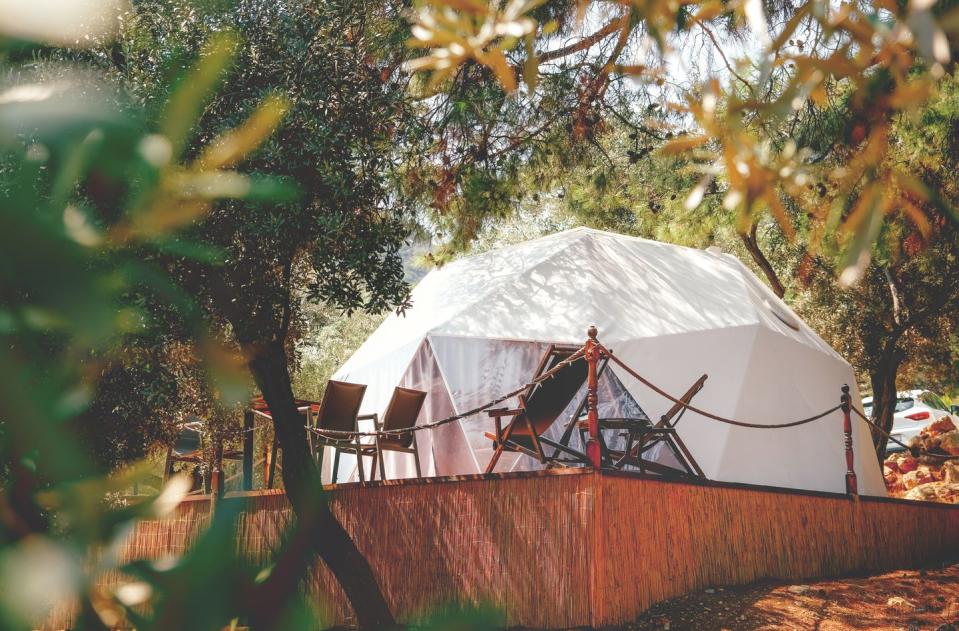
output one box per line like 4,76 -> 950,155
341,227 -> 843,378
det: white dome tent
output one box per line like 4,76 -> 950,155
330,227 -> 885,496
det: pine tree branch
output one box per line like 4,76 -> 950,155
538,16 -> 629,64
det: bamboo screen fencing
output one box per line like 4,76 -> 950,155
40,469 -> 959,629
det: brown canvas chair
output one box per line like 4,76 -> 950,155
357,386 -> 427,481
484,344 -> 601,474
306,379 -> 368,484
610,374 -> 707,477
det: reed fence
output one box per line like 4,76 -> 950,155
41,469 -> 959,629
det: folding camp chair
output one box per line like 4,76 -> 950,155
162,415 -> 244,492
484,344 -> 599,474
308,380 -> 369,484
357,386 -> 427,481
609,374 -> 708,477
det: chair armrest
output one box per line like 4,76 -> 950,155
486,408 -> 523,418
355,413 -> 381,437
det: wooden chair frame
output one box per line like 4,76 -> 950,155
358,411 -> 423,481
609,374 -> 708,477
309,404 -> 369,485
484,344 -> 599,474
163,419 -> 244,493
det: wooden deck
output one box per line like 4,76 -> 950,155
43,469 -> 959,629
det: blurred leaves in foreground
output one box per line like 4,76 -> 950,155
0,3 -> 505,628
0,18 -> 308,631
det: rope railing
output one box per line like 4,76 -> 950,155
598,344 -> 843,429
298,340 -> 848,440
303,348 -> 587,440
849,404 -> 959,461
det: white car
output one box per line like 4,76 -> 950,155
862,390 -> 958,451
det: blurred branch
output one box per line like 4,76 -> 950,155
538,15 -> 628,63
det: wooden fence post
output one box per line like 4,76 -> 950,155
211,442 -> 225,512
243,408 -> 254,491
585,325 -> 602,469
841,384 -> 858,496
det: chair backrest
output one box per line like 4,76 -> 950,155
522,345 -> 589,436
173,426 -> 202,456
381,386 -> 427,448
315,380 -> 367,433
172,415 -> 204,456
656,373 -> 708,428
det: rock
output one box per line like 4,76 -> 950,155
886,479 -> 907,496
886,596 -> 915,610
905,484 -> 940,502
936,483 -> 959,503
898,457 -> 919,473
787,584 -> 811,595
903,469 -> 933,489
940,431 -> 959,456
944,461 -> 959,484
704,588 -> 715,594
929,417 -> 957,435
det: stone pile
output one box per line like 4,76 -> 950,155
883,417 -> 959,504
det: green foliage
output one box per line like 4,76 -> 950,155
0,22 -> 326,629
292,304 -> 385,402
108,0 -> 419,322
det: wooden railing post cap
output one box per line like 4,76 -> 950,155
587,325 -> 598,340
841,384 -> 850,395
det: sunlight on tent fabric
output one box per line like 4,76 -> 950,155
0,0 -> 128,47
330,227 -> 886,497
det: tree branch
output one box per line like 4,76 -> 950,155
740,222 -> 786,298
699,23 -> 753,95
275,258 -> 294,344
538,16 -> 629,63
884,266 -> 902,327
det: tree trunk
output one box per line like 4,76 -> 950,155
869,346 -> 901,462
246,339 -> 396,629
740,223 -> 786,299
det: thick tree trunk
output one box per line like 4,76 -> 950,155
246,339 -> 395,629
869,347 -> 901,462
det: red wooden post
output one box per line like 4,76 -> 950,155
841,384 -> 858,496
585,325 -> 602,469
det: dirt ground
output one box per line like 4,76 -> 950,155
612,563 -> 959,631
